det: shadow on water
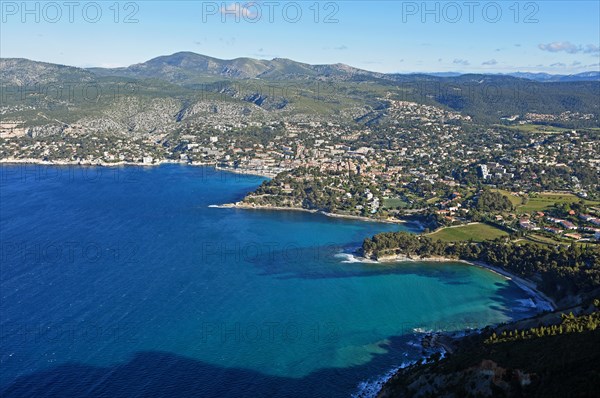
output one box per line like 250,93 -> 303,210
253,245 -> 481,288
489,280 -> 541,320
251,246 -> 543,324
261,263 -> 475,287
1,335 -> 418,398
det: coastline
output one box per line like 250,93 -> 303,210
210,202 -> 407,224
2,159 -> 407,224
0,157 -> 202,167
214,165 -> 279,179
468,260 -> 557,311
4,158 -> 554,308
5,157 -> 562,397
350,253 -> 557,398
0,158 -> 276,178
352,332 -> 451,398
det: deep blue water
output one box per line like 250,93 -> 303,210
0,165 -> 541,397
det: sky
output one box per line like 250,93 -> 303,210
1,1 -> 599,74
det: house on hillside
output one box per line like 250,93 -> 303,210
544,226 -> 563,235
559,220 -> 578,230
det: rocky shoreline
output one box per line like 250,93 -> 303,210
0,157 -> 204,167
0,158 -> 277,178
210,202 -> 407,224
352,331 -> 460,398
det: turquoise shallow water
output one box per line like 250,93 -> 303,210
0,165 -> 540,397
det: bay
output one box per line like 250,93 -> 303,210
0,165 -> 541,397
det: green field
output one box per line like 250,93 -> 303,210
427,223 -> 509,242
382,198 -> 410,209
500,123 -> 569,134
492,190 -> 600,213
517,193 -> 599,213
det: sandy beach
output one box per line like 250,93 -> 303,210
469,261 -> 557,311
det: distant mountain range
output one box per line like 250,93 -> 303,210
414,71 -> 600,82
3,52 -> 599,86
89,52 -> 600,83
504,71 -> 600,82
1,52 -> 599,135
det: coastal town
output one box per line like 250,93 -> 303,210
3,99 -> 598,245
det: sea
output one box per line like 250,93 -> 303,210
0,164 -> 542,397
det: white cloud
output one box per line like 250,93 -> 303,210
584,44 -> 600,54
482,59 -> 498,66
538,41 -> 600,54
453,59 -> 470,66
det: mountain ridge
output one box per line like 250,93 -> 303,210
3,52 -> 598,84
87,51 -> 380,83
